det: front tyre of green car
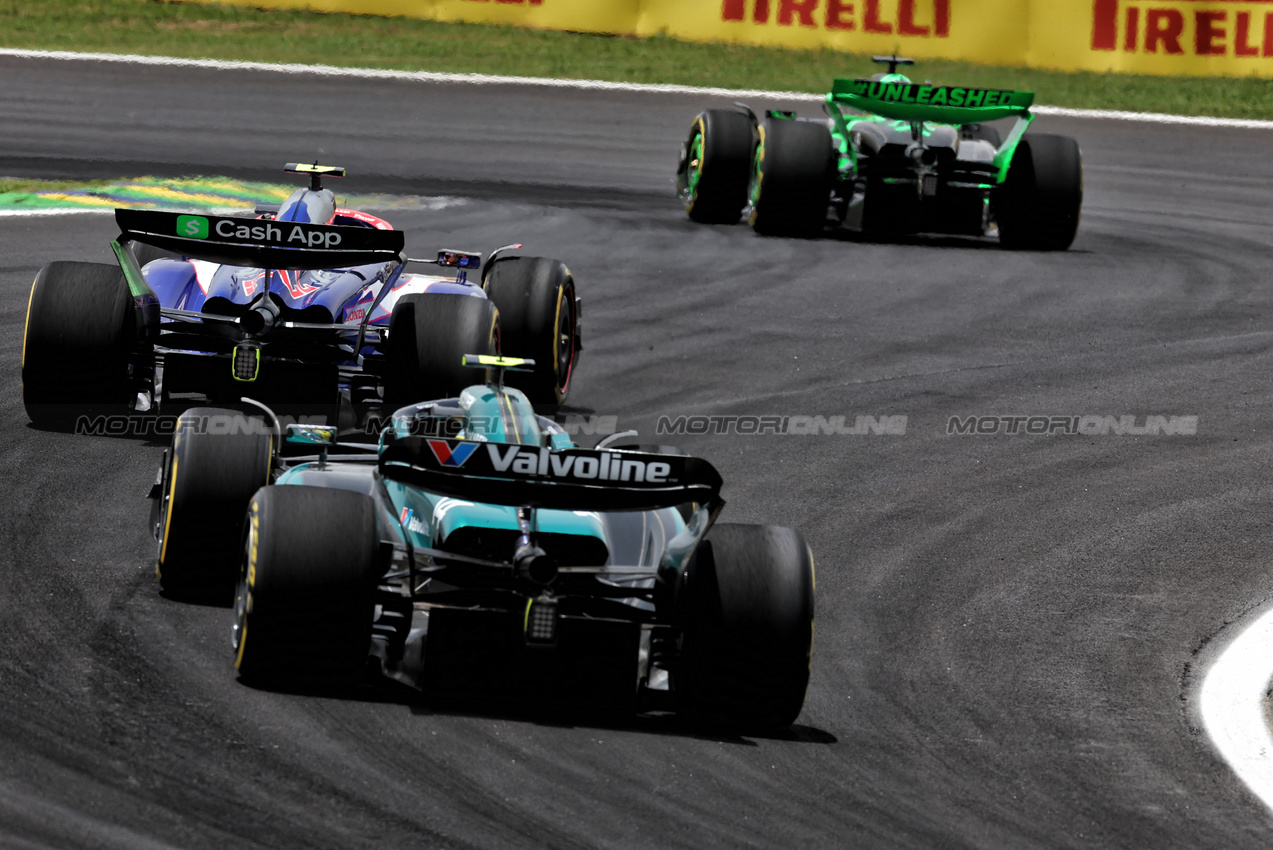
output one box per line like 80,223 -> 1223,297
677,109 -> 753,225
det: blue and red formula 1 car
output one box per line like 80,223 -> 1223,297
21,163 -> 581,428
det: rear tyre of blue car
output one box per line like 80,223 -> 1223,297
678,523 -> 815,733
749,118 -> 835,237
678,109 -> 754,225
155,408 -> 273,601
233,487 -> 379,687
995,133 -> 1083,251
22,261 -> 135,430
483,257 -> 579,407
385,293 -> 498,404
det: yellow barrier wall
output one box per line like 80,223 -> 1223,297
207,0 -> 1273,78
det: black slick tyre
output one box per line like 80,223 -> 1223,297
385,293 -> 498,404
155,407 -> 274,600
233,486 -> 379,687
679,523 -> 815,733
678,109 -> 754,224
482,257 -> 579,406
748,118 -> 834,236
22,261 -> 135,429
995,133 -> 1083,251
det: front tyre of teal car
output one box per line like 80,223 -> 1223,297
677,109 -> 755,225
748,117 -> 836,237
22,261 -> 136,430
994,133 -> 1083,251
677,523 -> 815,733
233,486 -> 379,688
155,407 -> 274,601
482,256 -> 579,407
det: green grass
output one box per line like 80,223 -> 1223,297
0,176 -> 119,193
2,0 -> 1272,118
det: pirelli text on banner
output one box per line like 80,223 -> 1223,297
211,0 -> 1273,77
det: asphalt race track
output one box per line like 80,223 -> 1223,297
4,53 -> 1273,849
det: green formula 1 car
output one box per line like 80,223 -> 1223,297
677,56 -> 1082,250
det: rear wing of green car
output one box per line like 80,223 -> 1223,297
830,79 -> 1033,124
827,79 -> 1036,182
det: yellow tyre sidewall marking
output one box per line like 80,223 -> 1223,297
157,437 -> 180,570
235,502 -> 260,670
686,116 -> 706,214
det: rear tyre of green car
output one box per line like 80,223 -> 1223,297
749,118 -> 835,237
678,109 -> 754,225
995,133 -> 1083,251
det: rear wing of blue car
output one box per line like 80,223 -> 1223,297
379,436 -> 723,512
115,208 -> 405,270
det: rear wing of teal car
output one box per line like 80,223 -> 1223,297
379,436 -> 723,513
828,79 -> 1036,182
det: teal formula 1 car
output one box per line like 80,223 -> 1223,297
676,56 -> 1082,250
148,356 -> 815,731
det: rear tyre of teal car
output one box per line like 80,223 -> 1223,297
22,261 -> 135,430
677,109 -> 754,224
385,293 -> 498,404
995,133 -> 1083,251
482,257 -> 579,406
155,408 -> 273,600
233,487 -> 378,686
749,118 -> 835,237
679,523 -> 815,733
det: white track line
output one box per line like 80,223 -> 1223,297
1200,604 -> 1273,813
1,47 -> 1271,130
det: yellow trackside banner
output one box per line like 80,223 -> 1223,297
207,0 -> 1273,78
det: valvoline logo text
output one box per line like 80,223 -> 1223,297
427,439 -> 479,467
